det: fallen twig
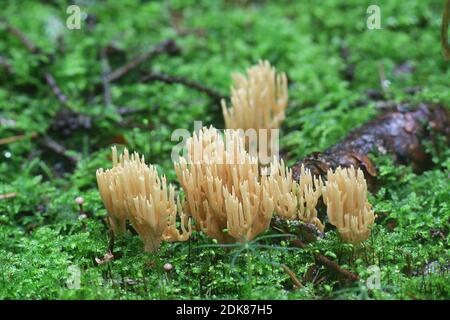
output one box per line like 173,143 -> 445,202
0,193 -> 16,200
1,17 -> 39,54
38,136 -> 80,164
0,132 -> 37,145
291,238 -> 360,282
281,264 -> 304,289
3,18 -> 69,106
44,73 -> 69,106
106,39 -> 180,82
275,223 -> 359,282
292,103 -> 450,190
442,0 -> 450,60
141,72 -> 225,102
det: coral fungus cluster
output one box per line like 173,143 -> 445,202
96,147 -> 191,252
221,60 -> 288,131
221,60 -> 288,160
96,61 -> 376,252
322,166 -> 375,244
175,126 -> 275,243
266,162 -> 325,231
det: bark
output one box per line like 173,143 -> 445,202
442,0 -> 450,60
292,103 -> 450,190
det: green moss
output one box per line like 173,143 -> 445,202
0,0 -> 448,299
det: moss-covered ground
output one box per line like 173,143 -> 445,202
0,0 -> 449,299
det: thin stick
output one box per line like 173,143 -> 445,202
442,0 -> 450,60
38,136 -> 80,164
0,132 -> 37,145
281,264 -> 304,289
44,73 -> 69,106
106,39 -> 180,82
0,193 -> 16,200
274,223 -> 360,282
3,19 -> 69,106
141,72 -> 224,101
1,18 -> 39,54
291,238 -> 359,282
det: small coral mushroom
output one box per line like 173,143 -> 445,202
96,147 -> 191,252
175,126 -> 274,243
266,161 -> 324,231
322,166 -> 375,244
221,60 -> 288,131
264,158 -> 298,220
96,148 -> 132,235
295,164 -> 324,231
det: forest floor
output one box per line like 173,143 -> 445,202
0,0 -> 449,299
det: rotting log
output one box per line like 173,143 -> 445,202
275,103 -> 449,282
292,103 -> 450,190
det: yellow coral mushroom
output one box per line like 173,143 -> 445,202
263,158 -> 298,220
296,164 -> 324,231
322,166 -> 375,244
221,60 -> 288,161
175,126 -> 274,243
221,60 -> 288,131
266,161 -> 324,231
96,147 -> 191,252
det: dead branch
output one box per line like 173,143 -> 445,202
0,132 -> 37,145
0,193 -> 16,200
44,73 -> 69,106
292,103 -> 450,190
1,17 -> 39,54
274,220 -> 359,281
442,0 -> 450,60
281,264 -> 304,289
3,18 -> 69,107
292,238 -> 359,282
106,39 -> 181,82
141,72 -> 225,102
38,136 -> 80,164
